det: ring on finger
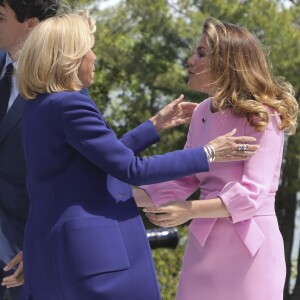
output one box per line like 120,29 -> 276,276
238,144 -> 247,151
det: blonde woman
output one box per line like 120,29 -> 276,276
138,18 -> 299,300
16,12 -> 258,300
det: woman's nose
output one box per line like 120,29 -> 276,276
187,54 -> 194,67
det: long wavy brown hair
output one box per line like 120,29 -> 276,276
203,17 -> 298,135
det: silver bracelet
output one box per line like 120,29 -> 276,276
203,145 -> 216,162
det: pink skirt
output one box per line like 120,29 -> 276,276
176,217 -> 285,300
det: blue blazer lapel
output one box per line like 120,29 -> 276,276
0,95 -> 25,144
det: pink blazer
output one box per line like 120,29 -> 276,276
142,98 -> 284,257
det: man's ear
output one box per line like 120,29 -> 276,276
26,17 -> 39,33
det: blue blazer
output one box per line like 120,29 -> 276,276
0,52 -> 90,268
0,50 -> 90,299
20,91 -> 208,300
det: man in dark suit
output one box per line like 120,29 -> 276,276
0,1 -> 60,299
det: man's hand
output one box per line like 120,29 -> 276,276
2,251 -> 24,288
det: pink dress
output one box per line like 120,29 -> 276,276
142,98 -> 286,300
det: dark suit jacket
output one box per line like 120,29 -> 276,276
20,91 -> 208,300
0,50 -> 28,300
0,50 -> 28,268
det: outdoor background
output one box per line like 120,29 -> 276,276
66,1 -> 300,299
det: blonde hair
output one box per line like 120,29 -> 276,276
203,17 -> 298,135
17,10 -> 96,99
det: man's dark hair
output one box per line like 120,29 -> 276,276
0,0 -> 60,22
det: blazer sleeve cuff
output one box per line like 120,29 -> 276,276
218,182 -> 258,223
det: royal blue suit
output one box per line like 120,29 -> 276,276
0,50 -> 90,300
20,91 -> 209,300
0,50 -> 28,300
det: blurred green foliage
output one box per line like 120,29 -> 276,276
151,226 -> 188,299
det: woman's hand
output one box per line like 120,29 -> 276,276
144,202 -> 193,227
150,94 -> 197,132
144,198 -> 230,228
2,251 -> 24,288
208,129 -> 259,162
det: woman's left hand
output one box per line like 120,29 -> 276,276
143,201 -> 193,227
150,94 -> 197,132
